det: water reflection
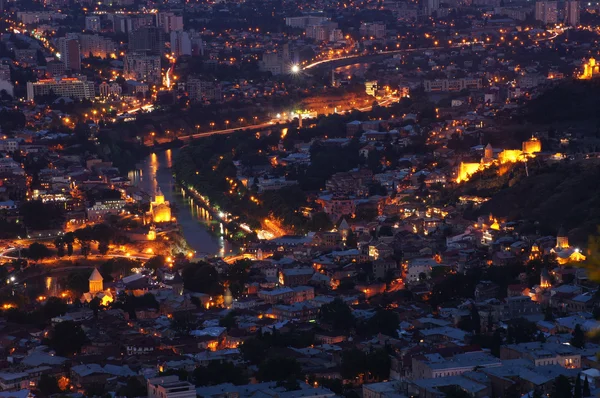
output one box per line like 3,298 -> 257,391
128,149 -> 233,257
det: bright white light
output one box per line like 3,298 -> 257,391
10,277 -> 15,282
218,211 -> 225,218
291,64 -> 300,74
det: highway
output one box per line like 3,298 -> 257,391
177,94 -> 397,141
301,27 -> 565,73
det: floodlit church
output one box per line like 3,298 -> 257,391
81,268 -> 114,305
147,187 -> 172,223
551,227 -> 587,265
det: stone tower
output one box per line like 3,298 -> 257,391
556,226 -> 569,249
89,268 -> 103,293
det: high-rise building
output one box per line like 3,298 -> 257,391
424,0 -> 440,15
359,22 -> 386,39
78,34 -> 117,59
57,37 -> 81,71
26,77 -> 95,101
123,52 -> 161,83
187,78 -> 222,103
305,21 -> 338,41
0,64 -> 10,81
158,12 -> 183,33
46,60 -> 66,77
565,1 -> 579,26
285,15 -> 328,28
85,15 -> 101,32
170,31 -> 191,57
258,43 -> 291,75
128,26 -> 165,55
535,1 -> 558,24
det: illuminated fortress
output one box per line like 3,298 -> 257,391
578,58 -> 600,80
456,138 -> 542,183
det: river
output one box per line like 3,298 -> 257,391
127,149 -> 234,257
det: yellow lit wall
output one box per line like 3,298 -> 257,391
522,138 -> 542,154
498,149 -> 523,164
456,162 -> 481,183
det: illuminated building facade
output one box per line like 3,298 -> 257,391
26,78 -> 95,101
456,139 -> 542,183
522,137 -> 542,154
89,268 -> 103,293
579,58 -> 600,80
149,187 -> 172,223
552,227 -> 587,265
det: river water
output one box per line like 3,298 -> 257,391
127,149 -> 234,257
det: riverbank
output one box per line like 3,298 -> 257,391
130,150 -> 236,257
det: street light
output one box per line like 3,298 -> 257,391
291,64 -> 300,74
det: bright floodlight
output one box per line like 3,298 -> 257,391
291,64 -> 300,74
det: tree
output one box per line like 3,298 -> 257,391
571,324 -> 585,348
346,230 -> 358,249
46,320 -> 88,356
506,318 -> 540,344
574,374 -> 582,398
118,377 -> 147,398
551,375 -> 573,398
27,242 -> 51,261
98,241 -> 109,255
366,348 -> 391,381
193,362 -> 247,386
341,348 -> 367,380
89,297 -> 101,318
226,259 -> 251,297
239,337 -> 268,365
318,298 -> 355,330
470,304 -> 481,335
37,374 -> 60,395
532,388 -> 544,398
367,310 -> 399,337
219,311 -> 238,330
544,306 -> 554,321
182,262 -> 222,295
144,255 -> 165,271
583,376 -> 591,397
256,357 -> 302,382
42,297 -> 68,320
308,212 -> 333,232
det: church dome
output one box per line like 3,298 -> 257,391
89,268 -> 103,282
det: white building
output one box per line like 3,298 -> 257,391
406,258 -> 438,283
565,0 -> 579,26
0,64 -> 10,81
123,52 -> 161,83
78,34 -> 116,59
535,1 -> 558,24
99,81 -> 122,97
285,15 -> 328,28
170,31 -> 192,57
26,78 -> 95,101
147,376 -> 196,398
158,12 -> 183,33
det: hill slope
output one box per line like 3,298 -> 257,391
474,160 -> 600,244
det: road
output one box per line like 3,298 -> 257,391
301,28 -> 566,73
178,93 -> 397,141
178,121 -> 282,141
